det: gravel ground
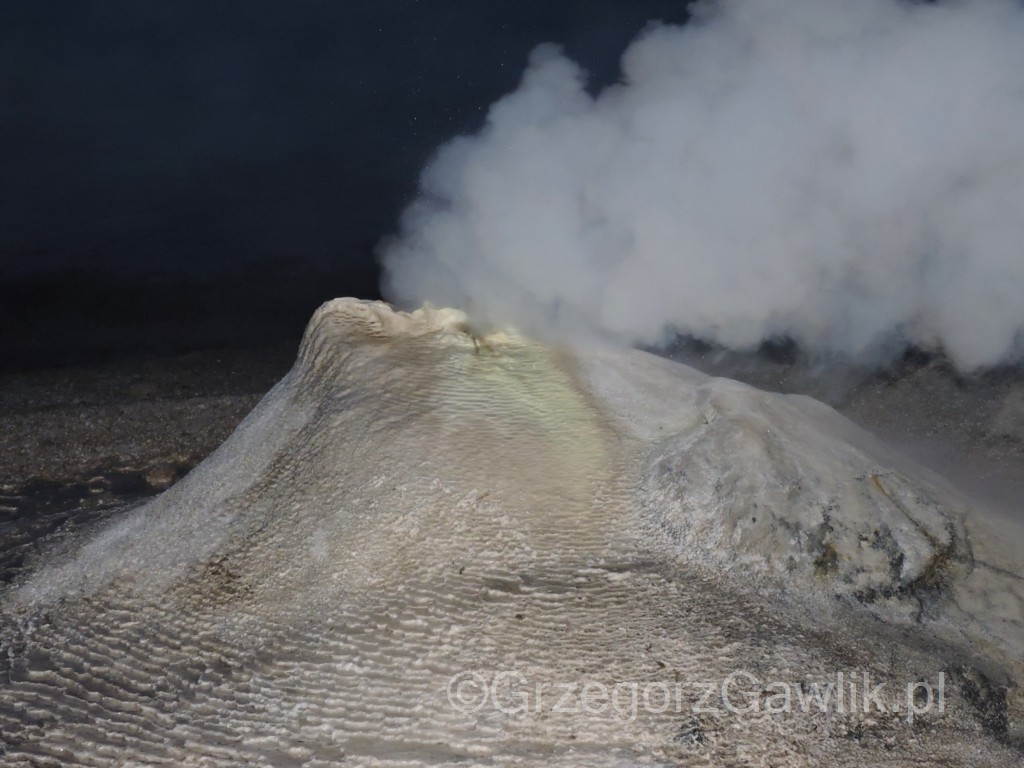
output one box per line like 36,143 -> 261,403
0,344 -> 295,486
0,344 -> 295,582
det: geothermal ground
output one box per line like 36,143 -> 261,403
1,305 -> 1022,766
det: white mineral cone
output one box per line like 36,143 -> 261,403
2,298 -> 1022,766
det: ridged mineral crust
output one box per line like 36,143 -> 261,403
2,298 -> 1022,766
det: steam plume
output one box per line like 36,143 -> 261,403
380,0 -> 1024,370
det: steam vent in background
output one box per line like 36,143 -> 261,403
1,298 -> 1022,767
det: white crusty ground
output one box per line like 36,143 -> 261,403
1,297 -> 1022,766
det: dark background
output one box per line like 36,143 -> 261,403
0,0 -> 689,372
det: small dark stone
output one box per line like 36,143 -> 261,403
676,717 -> 704,746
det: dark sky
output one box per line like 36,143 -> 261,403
0,0 -> 689,368
1,0 -> 689,277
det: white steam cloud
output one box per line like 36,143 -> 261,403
380,0 -> 1024,370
